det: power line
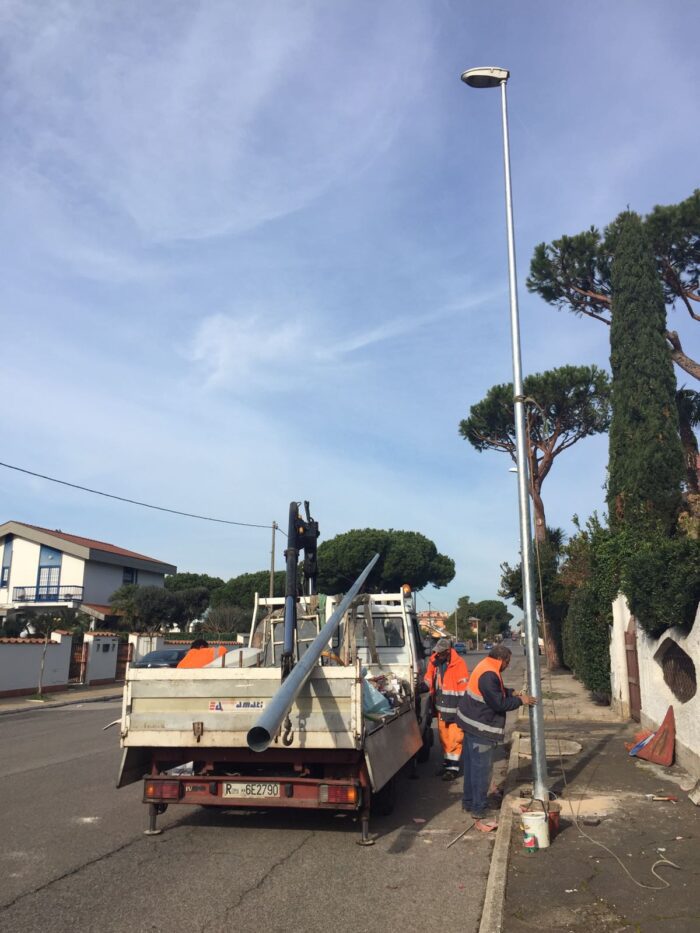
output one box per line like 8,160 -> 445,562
0,460 -> 274,530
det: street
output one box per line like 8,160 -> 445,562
0,650 -> 525,933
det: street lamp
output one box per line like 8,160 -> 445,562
460,66 -> 548,804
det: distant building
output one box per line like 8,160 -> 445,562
0,521 -> 176,625
417,609 -> 450,638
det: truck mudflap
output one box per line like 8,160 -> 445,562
117,746 -> 152,789
363,704 -> 422,792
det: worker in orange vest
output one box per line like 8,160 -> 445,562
177,638 -> 226,668
456,645 -> 536,824
425,638 -> 470,781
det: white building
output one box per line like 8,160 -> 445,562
0,521 -> 176,625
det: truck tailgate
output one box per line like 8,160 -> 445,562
121,666 -> 361,751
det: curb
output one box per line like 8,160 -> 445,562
0,692 -> 122,717
478,730 -> 521,933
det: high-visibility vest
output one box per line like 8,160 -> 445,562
177,646 -> 226,669
424,649 -> 469,723
465,657 -> 505,700
456,656 -> 509,742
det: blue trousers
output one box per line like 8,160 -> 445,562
461,734 -> 495,816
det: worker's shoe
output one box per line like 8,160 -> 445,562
435,764 -> 447,776
442,769 -> 459,782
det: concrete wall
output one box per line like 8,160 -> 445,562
0,538 -> 40,606
0,631 -> 72,696
610,595 -> 631,719
82,563 -> 165,604
610,596 -> 700,778
83,633 -> 120,685
128,633 -> 164,662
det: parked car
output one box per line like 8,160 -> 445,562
454,641 -> 467,654
131,648 -> 189,669
482,641 -> 493,651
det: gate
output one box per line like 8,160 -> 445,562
115,642 -> 132,681
69,643 -> 87,684
624,616 -> 641,722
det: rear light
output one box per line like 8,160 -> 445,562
144,780 -> 181,801
318,784 -> 358,804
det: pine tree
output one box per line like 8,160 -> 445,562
607,211 -> 684,531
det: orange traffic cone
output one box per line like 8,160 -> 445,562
635,706 -> 676,767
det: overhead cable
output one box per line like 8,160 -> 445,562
0,460 -> 273,529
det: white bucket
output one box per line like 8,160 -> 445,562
521,810 -> 549,849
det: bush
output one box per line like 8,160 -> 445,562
562,582 -> 611,696
621,530 -> 700,637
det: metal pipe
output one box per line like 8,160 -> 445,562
247,553 -> 380,752
499,78 -> 548,803
282,502 -> 299,666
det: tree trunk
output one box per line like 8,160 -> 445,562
668,331 -> 700,382
541,616 -> 562,671
38,633 -> 49,698
530,485 -> 547,544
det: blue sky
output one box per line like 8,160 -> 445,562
2,1 -> 698,615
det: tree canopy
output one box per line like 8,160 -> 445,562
317,529 -> 455,594
446,596 -> 513,640
607,211 -> 684,532
527,188 -> 700,382
460,365 -> 611,541
210,570 -> 287,608
109,584 -> 187,632
165,572 -> 225,598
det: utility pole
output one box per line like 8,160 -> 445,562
454,607 -> 459,641
269,521 -> 277,600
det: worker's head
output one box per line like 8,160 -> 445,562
190,638 -> 209,649
489,644 -> 512,671
434,637 -> 451,660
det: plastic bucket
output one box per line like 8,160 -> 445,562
547,802 -> 561,840
521,811 -> 549,849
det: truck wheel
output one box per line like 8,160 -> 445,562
416,724 -> 433,763
372,777 -> 396,817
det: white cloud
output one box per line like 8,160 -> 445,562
1,1 -> 433,244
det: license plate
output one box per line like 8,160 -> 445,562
222,781 -> 280,799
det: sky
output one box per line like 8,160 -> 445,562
1,0 -> 699,616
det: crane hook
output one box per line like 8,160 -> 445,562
282,713 -> 294,746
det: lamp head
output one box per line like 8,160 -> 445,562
461,66 -> 509,89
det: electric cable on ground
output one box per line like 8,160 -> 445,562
524,529 -> 680,890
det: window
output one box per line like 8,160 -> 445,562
123,567 -> 138,585
1,537 -> 13,588
37,545 -> 62,599
345,615 -> 406,648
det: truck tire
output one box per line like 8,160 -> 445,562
416,723 -> 433,763
372,776 -> 397,816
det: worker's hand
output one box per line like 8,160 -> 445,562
520,694 -> 537,706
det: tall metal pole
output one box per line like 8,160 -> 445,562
499,78 -> 548,803
269,521 -> 277,600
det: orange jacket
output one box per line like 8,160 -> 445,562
424,649 -> 469,723
177,645 -> 226,669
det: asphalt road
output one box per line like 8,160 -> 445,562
0,650 -> 525,933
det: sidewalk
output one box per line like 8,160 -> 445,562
0,682 -> 122,716
498,669 -> 700,933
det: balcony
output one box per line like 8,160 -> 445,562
12,585 -> 84,604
